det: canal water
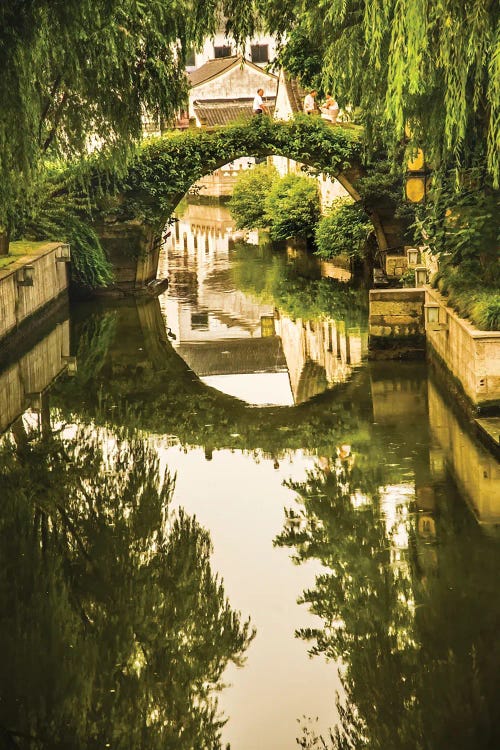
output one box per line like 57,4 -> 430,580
0,200 -> 499,749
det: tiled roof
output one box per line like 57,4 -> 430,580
193,98 -> 276,126
188,56 -> 240,87
188,55 -> 277,88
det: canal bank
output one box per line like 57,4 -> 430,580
369,287 -> 500,420
0,242 -> 70,348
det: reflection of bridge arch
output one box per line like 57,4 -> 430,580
96,117 -> 401,289
63,298 -> 372,453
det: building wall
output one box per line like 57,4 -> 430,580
188,32 -> 278,72
0,244 -> 69,343
189,64 -> 277,120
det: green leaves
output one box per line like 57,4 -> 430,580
315,197 -> 372,260
265,173 -> 321,240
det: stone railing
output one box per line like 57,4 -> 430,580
0,243 -> 70,343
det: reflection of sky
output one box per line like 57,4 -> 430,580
154,443 -> 342,750
201,372 -> 294,406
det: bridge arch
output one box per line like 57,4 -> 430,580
95,116 -> 392,290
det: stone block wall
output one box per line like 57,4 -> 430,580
385,254 -> 408,278
425,287 -> 500,407
369,289 -> 425,339
0,244 -> 69,343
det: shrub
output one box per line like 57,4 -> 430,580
432,262 -> 500,331
314,197 -> 371,260
228,163 -> 278,230
264,173 -> 320,241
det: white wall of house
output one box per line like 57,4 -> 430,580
268,155 -> 349,211
274,72 -> 294,121
188,62 -> 277,119
187,32 -> 278,71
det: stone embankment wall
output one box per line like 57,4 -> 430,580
0,244 -> 69,342
369,286 -> 500,410
369,289 -> 426,355
0,319 -> 70,433
425,287 -> 500,408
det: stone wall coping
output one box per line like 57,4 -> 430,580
0,242 -> 64,282
369,288 -> 425,302
425,286 -> 500,341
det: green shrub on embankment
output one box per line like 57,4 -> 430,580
433,263 -> 500,331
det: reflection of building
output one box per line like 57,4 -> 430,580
275,314 -> 366,404
159,202 -> 367,406
428,380 -> 500,529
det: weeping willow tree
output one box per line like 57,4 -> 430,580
0,0 -> 250,250
259,0 -> 499,184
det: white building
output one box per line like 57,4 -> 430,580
188,55 -> 277,127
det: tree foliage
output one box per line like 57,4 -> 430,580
228,163 -> 279,229
315,197 -> 372,260
0,0 -> 254,235
256,0 -> 500,185
265,173 -> 321,240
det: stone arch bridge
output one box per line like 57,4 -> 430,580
94,116 -> 402,290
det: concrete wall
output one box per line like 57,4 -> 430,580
369,289 -> 426,340
0,244 -> 69,343
0,319 -> 70,434
425,287 -> 500,407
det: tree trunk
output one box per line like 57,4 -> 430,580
0,226 -> 9,256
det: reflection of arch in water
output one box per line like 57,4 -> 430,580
63,298 -> 372,453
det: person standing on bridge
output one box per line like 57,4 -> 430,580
253,88 -> 268,116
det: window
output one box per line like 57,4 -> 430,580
185,48 -> 196,67
251,44 -> 269,63
214,45 -> 232,58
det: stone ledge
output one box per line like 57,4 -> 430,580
370,288 -> 425,302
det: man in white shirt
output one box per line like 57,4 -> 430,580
253,88 -> 268,115
303,90 -> 317,115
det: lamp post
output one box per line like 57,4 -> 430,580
406,246 -> 420,266
405,146 -> 431,203
414,266 -> 428,287
424,302 -> 448,331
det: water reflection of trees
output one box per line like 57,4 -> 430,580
276,457 -> 500,749
230,244 -> 367,328
0,417 -> 254,749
